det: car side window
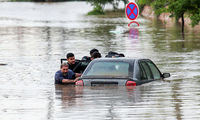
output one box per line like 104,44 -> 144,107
146,61 -> 161,80
139,63 -> 147,80
139,61 -> 153,80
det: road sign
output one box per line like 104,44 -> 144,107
125,2 -> 139,20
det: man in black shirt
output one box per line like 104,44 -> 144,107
81,51 -> 102,71
66,53 -> 83,76
82,48 -> 99,61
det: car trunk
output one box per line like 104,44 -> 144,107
82,78 -> 129,86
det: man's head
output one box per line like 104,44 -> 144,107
60,63 -> 69,75
91,52 -> 102,60
118,53 -> 125,57
105,51 -> 125,58
66,53 -> 75,65
105,51 -> 119,58
90,48 -> 99,56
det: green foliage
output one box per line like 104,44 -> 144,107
87,0 -> 128,15
137,0 -> 153,6
88,5 -> 104,15
167,0 -> 187,20
188,0 -> 200,26
138,0 -> 200,27
137,0 -> 154,11
190,9 -> 200,27
167,0 -> 200,26
87,0 -> 107,15
151,0 -> 167,16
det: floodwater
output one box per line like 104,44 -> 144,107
0,2 -> 200,120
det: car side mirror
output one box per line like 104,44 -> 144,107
162,73 -> 170,78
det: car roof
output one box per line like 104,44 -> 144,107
90,58 -> 149,63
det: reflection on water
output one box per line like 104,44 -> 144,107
54,83 -> 200,120
0,1 -> 200,120
54,85 -> 144,119
128,27 -> 139,42
55,85 -> 83,108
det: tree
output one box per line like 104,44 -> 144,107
188,0 -> 200,27
167,0 -> 200,32
138,0 -> 200,33
87,0 -> 129,15
87,0 -> 108,15
167,0 -> 189,32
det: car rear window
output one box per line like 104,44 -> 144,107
85,61 -> 129,77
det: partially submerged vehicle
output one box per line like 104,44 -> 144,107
76,58 -> 170,86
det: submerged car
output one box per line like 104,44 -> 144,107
75,58 -> 170,86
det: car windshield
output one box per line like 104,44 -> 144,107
85,61 -> 130,77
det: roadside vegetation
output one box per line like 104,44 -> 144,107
137,0 -> 200,32
87,0 -> 128,15
93,9 -> 125,18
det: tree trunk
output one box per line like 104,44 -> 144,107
181,14 -> 184,33
181,14 -> 185,39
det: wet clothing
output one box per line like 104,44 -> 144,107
67,61 -> 85,73
82,56 -> 91,61
55,70 -> 75,84
81,56 -> 92,70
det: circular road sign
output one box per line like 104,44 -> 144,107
125,2 -> 139,20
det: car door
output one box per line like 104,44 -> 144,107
145,60 -> 162,80
139,60 -> 153,81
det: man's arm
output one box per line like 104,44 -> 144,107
55,71 -> 79,84
75,73 -> 82,77
55,71 -> 73,84
71,71 -> 81,78
62,79 -> 78,84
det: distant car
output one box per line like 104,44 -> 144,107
75,58 -> 170,86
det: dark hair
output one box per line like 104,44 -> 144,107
105,51 -> 125,58
90,48 -> 99,56
91,52 -> 101,59
118,53 -> 125,57
66,53 -> 74,59
108,51 -> 118,55
60,63 -> 68,68
105,51 -> 118,58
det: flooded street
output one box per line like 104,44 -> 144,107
0,2 -> 200,120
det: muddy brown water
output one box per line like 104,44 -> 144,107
0,2 -> 200,120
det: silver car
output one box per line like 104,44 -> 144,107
76,58 -> 170,86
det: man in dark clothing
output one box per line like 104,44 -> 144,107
91,51 -> 102,60
67,53 -> 84,75
81,51 -> 102,70
55,63 -> 79,84
82,48 -> 99,61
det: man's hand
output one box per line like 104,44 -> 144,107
75,73 -> 82,77
74,77 -> 80,82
